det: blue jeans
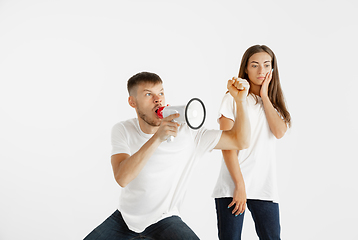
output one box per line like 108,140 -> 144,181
84,210 -> 200,240
215,198 -> 281,240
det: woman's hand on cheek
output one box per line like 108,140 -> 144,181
260,70 -> 273,98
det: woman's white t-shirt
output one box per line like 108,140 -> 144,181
112,118 -> 222,232
212,93 -> 280,203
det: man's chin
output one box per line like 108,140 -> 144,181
141,116 -> 161,127
152,119 -> 161,127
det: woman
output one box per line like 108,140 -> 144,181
213,45 -> 291,240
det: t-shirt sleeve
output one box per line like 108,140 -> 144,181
218,93 -> 235,122
111,122 -> 131,156
194,128 -> 222,156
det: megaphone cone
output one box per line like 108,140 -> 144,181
156,98 -> 206,142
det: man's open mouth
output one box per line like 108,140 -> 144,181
154,105 -> 162,114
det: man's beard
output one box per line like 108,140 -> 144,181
137,106 -> 160,127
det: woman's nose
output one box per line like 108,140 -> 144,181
258,66 -> 265,74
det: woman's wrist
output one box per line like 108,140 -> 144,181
234,179 -> 246,188
261,95 -> 271,105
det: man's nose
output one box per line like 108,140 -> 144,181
153,95 -> 162,103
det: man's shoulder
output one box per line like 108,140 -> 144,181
112,118 -> 138,132
115,118 -> 137,126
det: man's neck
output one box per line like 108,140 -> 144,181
138,117 -> 159,134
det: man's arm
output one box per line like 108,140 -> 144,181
214,77 -> 251,150
111,114 -> 180,187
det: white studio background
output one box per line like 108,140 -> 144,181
0,0 -> 357,239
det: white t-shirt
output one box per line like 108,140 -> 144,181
111,118 -> 222,232
212,93 -> 280,203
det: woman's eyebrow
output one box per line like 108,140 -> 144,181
250,60 -> 271,64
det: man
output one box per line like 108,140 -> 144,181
84,72 -> 250,239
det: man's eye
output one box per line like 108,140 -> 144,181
159,92 -> 164,96
146,93 -> 151,96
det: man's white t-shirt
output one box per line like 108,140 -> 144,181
212,93 -> 280,203
111,118 -> 222,232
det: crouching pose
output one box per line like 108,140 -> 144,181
84,71 -> 251,240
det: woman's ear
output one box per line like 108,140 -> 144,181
128,96 -> 136,108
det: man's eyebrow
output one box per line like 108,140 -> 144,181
143,88 -> 164,92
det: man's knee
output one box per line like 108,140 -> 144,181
149,216 -> 200,240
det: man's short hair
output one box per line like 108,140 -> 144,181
127,72 -> 163,96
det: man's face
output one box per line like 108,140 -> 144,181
130,82 -> 165,127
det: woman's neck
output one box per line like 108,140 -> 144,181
249,84 -> 261,97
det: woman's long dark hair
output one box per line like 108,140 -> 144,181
239,45 -> 291,127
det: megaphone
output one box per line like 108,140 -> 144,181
156,98 -> 206,142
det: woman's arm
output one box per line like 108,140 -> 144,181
261,97 -> 287,139
219,116 -> 247,216
260,71 -> 288,139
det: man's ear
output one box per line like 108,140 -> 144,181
128,96 -> 136,108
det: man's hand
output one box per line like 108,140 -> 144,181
155,113 -> 180,142
227,77 -> 250,102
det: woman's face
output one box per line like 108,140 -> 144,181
246,52 -> 272,87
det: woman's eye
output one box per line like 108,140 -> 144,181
252,65 -> 258,68
265,65 -> 271,68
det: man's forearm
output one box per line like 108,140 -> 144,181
231,100 -> 250,149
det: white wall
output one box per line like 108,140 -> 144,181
1,0 -> 357,239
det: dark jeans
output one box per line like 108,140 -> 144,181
215,198 -> 281,240
84,210 -> 200,240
